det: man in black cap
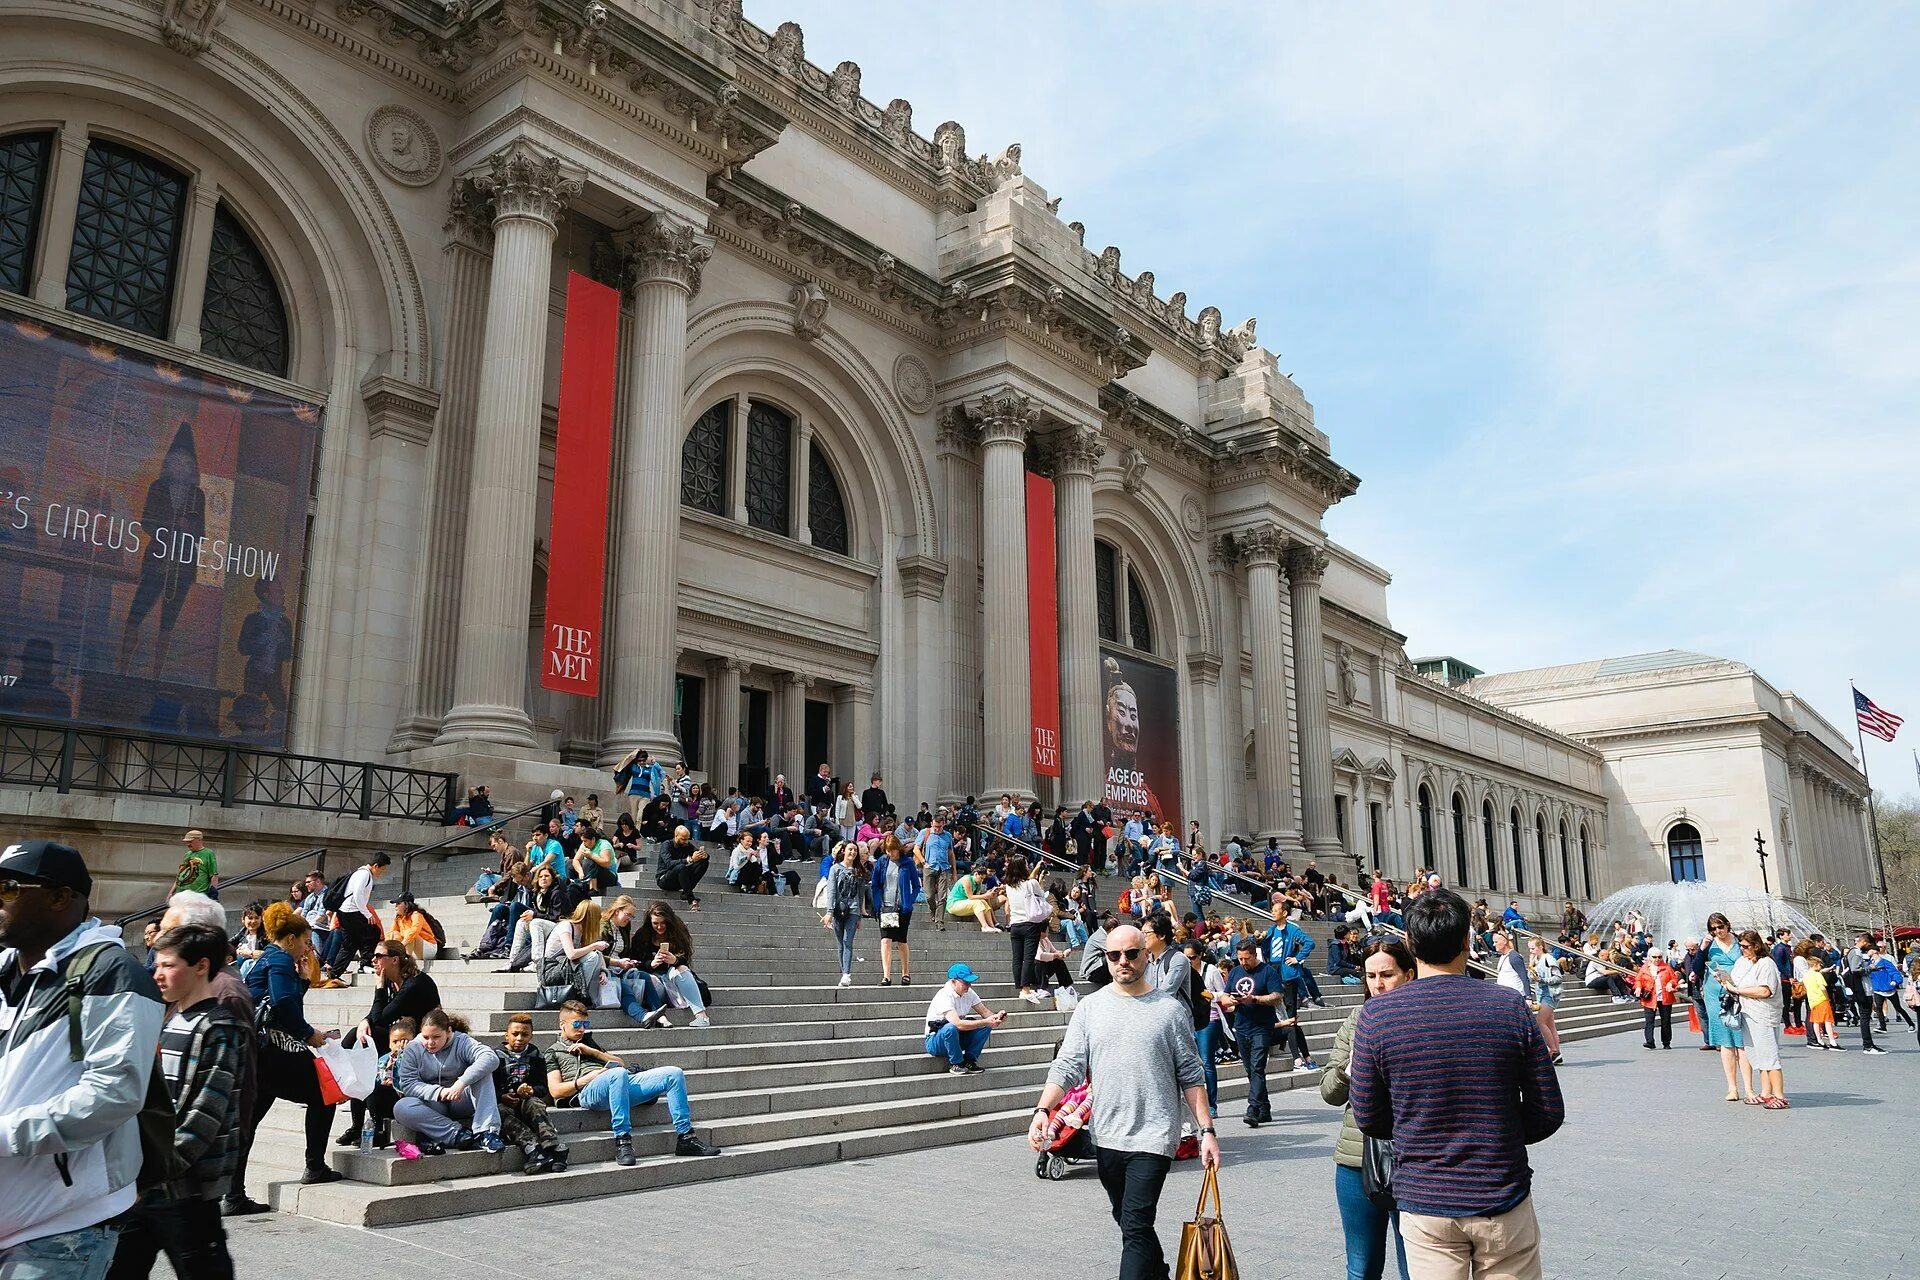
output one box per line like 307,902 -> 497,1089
0,839 -> 165,1271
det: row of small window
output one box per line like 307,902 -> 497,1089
1417,786 -> 1594,900
679,398 -> 851,556
0,131 -> 290,377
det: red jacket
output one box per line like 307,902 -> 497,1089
1633,960 -> 1679,1007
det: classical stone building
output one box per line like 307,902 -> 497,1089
0,0 -> 1613,915
1461,650 -> 1877,904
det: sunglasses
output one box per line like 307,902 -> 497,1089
0,880 -> 58,901
1104,947 -> 1145,963
566,1018 -> 591,1029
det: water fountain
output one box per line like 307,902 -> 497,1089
1584,882 -> 1817,947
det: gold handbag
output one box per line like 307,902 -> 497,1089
1175,1165 -> 1239,1280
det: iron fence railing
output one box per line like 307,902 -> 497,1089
0,716 -> 455,823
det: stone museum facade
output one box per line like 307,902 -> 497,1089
0,0 -> 1629,913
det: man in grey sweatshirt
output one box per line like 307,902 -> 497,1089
1030,924 -> 1217,1280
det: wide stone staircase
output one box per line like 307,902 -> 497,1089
244,848 -> 1645,1227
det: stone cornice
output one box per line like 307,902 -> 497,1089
1092,384 -> 1357,508
1402,674 -> 1606,762
360,372 -> 439,445
895,553 -> 948,602
938,263 -> 1149,381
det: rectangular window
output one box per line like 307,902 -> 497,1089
1334,794 -> 1347,848
674,674 -> 705,771
1368,803 -> 1383,866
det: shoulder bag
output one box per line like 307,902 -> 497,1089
1175,1165 -> 1239,1280
1361,1134 -> 1396,1207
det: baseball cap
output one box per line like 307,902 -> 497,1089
0,839 -> 92,897
947,963 -> 980,984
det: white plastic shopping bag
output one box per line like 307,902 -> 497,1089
315,1036 -> 379,1100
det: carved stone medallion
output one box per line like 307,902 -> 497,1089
893,352 -> 935,414
1180,494 -> 1205,541
366,106 -> 443,187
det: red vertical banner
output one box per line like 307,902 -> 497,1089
1025,471 -> 1062,777
540,272 -> 619,696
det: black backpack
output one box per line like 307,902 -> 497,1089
1186,964 -> 1210,1032
417,905 -> 448,949
65,945 -> 190,1192
320,872 -> 353,913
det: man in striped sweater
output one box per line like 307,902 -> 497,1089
1350,888 -> 1564,1280
108,923 -> 246,1280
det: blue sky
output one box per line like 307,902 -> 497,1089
756,2 -> 1920,801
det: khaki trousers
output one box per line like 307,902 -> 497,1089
1400,1197 -> 1542,1280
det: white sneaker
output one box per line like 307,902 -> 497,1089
838,973 -> 853,988
690,1014 -> 712,1029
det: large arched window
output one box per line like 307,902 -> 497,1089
806,441 -> 849,555
1417,785 -> 1435,868
1093,541 -> 1119,643
200,204 -> 289,376
0,131 -> 52,295
1579,823 -> 1593,899
1509,806 -> 1525,893
680,401 -> 728,514
1450,792 -> 1470,886
65,139 -> 187,338
1535,813 -> 1551,894
1558,820 -> 1572,902
1126,567 -> 1153,653
743,401 -> 792,535
1482,799 -> 1499,890
1668,822 -> 1705,883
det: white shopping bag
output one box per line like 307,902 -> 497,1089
315,1036 -> 379,1100
594,972 -> 622,1009
1054,986 -> 1080,1013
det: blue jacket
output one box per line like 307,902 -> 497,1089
1266,920 -> 1316,978
869,856 -> 923,915
244,942 -> 313,1040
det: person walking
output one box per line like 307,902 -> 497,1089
1217,936 -> 1293,1128
1633,948 -> 1679,1049
1526,937 -> 1564,1065
1182,939 -> 1227,1118
1841,932 -> 1885,1054
821,841 -> 865,988
1322,938 -> 1416,1280
1351,888 -> 1564,1280
1030,924 -> 1218,1280
1702,913 -> 1749,1099
869,838 -> 921,987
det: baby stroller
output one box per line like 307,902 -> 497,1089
1035,1081 -> 1095,1181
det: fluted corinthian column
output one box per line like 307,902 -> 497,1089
970,390 -> 1039,801
602,212 -> 712,765
1786,761 -> 1814,897
437,145 -> 579,747
1287,541 -> 1345,867
708,657 -> 742,792
1241,528 -> 1295,842
777,672 -> 808,782
1052,425 -> 1104,803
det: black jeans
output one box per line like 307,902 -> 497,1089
105,1194 -> 234,1280
1009,922 -> 1045,991
657,856 -> 709,903
1095,1147 -> 1174,1280
252,1041 -> 336,1170
1847,978 -> 1876,1047
1277,981 -> 1312,1063
1236,1024 -> 1272,1118
334,912 -> 378,972
1642,1003 -> 1672,1048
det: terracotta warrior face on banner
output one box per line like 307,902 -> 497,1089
1105,677 -> 1140,762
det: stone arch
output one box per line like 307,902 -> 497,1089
1090,481 -> 1212,648
685,300 -> 936,558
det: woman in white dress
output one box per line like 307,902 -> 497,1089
1724,928 -> 1787,1109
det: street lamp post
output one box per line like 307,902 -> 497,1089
1756,830 -> 1776,934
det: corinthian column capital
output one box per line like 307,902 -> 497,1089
444,177 -> 495,252
616,210 -> 714,296
1238,523 -> 1286,568
963,388 -> 1040,447
473,142 -> 582,228
1047,423 -> 1106,476
1285,541 -> 1331,583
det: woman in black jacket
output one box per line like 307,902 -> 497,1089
612,811 -> 646,870
338,942 -> 441,1144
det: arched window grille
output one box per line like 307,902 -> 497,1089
1417,785 -> 1435,867
1558,821 -> 1572,902
680,401 -> 729,514
1482,799 -> 1499,890
1126,567 -> 1154,653
1536,813 -> 1551,894
0,131 -> 52,295
807,441 -> 849,555
1450,793 -> 1470,886
1580,824 -> 1593,899
1668,822 -> 1705,883
65,139 -> 187,338
1093,540 -> 1119,643
743,401 -> 793,535
1510,807 -> 1525,893
200,204 -> 289,376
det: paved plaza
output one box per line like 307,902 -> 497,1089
205,1029 -> 1916,1280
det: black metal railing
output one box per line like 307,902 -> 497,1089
0,716 -> 456,822
116,844 -> 329,928
399,797 -> 550,896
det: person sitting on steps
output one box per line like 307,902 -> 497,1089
494,1013 -> 568,1174
393,1007 -> 504,1155
542,998 -> 721,1164
924,963 -> 1007,1075
654,825 -> 709,911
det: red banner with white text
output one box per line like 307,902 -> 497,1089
540,272 -> 619,696
1025,471 -> 1061,777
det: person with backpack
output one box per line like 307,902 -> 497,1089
1,839 -> 169,1274
106,922 -> 246,1280
322,851 -> 390,979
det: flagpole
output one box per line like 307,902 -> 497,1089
1851,681 -> 1893,946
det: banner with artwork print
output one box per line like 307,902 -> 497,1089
1099,644 -> 1182,834
0,307 -> 321,747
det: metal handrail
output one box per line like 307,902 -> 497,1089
399,797 -> 549,896
115,844 -> 328,928
973,822 -> 1503,980
1504,922 -> 1642,982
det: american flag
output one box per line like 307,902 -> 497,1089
1855,688 -> 1903,742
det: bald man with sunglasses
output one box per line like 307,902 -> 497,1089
1030,924 -> 1216,1280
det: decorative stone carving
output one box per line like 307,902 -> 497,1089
789,279 -> 829,340
1336,641 -> 1359,706
1239,524 -> 1285,566
615,210 -> 712,295
443,178 -> 494,252
932,121 -> 967,170
827,60 -> 862,108
160,0 -> 224,55
1197,306 -> 1221,343
1230,316 -> 1259,348
1068,221 -> 1086,244
892,353 -> 934,414
769,21 -> 805,77
991,143 -> 1022,187
1180,494 -> 1205,541
1097,246 -> 1121,283
1119,446 -> 1147,495
881,98 -> 913,146
1130,271 -> 1155,306
1049,424 -> 1105,475
366,105 -> 443,187
1285,542 -> 1330,583
962,388 -> 1039,446
473,143 -> 580,226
